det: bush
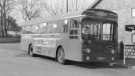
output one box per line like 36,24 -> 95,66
0,37 -> 20,43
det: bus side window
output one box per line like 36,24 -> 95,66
63,22 -> 68,33
70,19 -> 79,28
69,19 -> 79,39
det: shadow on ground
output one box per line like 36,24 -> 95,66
15,52 -> 128,69
65,60 -> 128,69
33,54 -> 128,69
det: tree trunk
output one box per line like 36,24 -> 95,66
1,8 -> 4,37
4,13 -> 7,37
3,0 -> 8,37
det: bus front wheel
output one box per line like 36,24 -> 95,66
28,44 -> 35,57
56,47 -> 66,64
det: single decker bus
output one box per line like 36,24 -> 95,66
21,9 -> 118,65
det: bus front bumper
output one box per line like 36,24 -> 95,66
82,55 -> 116,63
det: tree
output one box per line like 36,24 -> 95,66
42,2 -> 57,16
19,0 -> 41,22
0,0 -> 16,37
7,16 -> 21,32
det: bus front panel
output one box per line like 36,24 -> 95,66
81,19 -> 118,63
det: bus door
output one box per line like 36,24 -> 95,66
68,19 -> 82,60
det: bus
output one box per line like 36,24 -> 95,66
21,9 -> 118,64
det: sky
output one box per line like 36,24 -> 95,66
10,0 -> 96,26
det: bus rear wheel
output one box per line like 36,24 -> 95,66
56,47 -> 66,64
28,44 -> 35,57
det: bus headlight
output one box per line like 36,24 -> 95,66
111,49 -> 115,54
86,48 -> 91,53
112,57 -> 115,61
86,56 -> 90,60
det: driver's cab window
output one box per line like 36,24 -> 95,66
69,19 -> 80,39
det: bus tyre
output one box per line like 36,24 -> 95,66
56,47 -> 66,64
28,44 -> 35,57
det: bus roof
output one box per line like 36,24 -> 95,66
82,9 -> 118,22
82,9 -> 117,15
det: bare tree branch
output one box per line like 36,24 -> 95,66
19,0 -> 40,22
41,2 -> 57,16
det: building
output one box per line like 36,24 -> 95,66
92,0 -> 135,44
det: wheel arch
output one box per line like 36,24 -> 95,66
56,45 -> 63,58
28,43 -> 32,49
27,43 -> 33,54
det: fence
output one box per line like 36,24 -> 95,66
124,44 -> 135,64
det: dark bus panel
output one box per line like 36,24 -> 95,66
81,9 -> 118,63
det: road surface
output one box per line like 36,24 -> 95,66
0,43 -> 134,76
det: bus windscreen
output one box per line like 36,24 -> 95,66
82,21 -> 114,41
